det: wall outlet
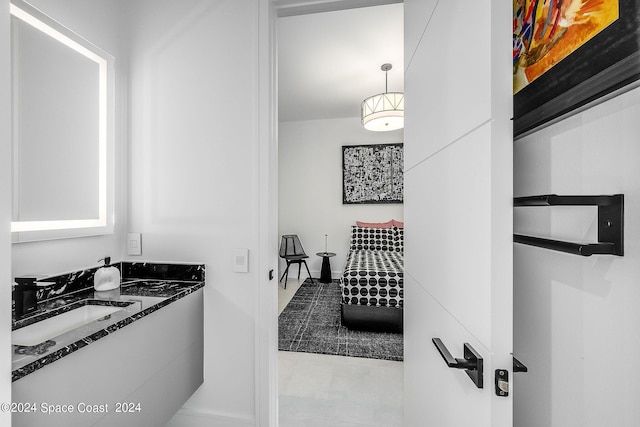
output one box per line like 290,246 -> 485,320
233,248 -> 249,273
127,232 -> 142,256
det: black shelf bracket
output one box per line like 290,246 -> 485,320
514,194 -> 624,257
432,338 -> 483,389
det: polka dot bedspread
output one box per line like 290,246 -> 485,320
340,226 -> 404,309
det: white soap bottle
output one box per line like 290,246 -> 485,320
93,257 -> 121,292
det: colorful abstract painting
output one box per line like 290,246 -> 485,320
342,144 -> 403,204
513,0 -> 619,93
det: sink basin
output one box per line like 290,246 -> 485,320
12,305 -> 125,347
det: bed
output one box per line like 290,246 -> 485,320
340,225 -> 404,333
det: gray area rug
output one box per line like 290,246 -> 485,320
278,279 -> 403,361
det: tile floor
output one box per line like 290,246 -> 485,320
278,275 -> 306,315
278,276 -> 404,427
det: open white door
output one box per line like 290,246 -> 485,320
403,0 -> 513,425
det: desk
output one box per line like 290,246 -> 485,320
316,252 -> 336,283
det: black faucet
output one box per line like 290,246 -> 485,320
13,277 -> 39,319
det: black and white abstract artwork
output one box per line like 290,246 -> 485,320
342,143 -> 403,204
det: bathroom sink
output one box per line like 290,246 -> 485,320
12,304 -> 126,347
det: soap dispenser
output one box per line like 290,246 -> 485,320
93,257 -> 121,292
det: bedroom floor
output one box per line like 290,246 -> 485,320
278,277 -> 404,427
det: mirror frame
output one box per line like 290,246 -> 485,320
10,0 -> 115,242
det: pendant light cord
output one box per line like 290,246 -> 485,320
385,69 -> 388,94
381,63 -> 392,94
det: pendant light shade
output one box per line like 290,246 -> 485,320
361,63 -> 404,132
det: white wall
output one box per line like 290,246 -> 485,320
1,0 -> 13,423
278,118 -> 403,278
514,86 -> 640,427
126,0 -> 261,425
11,0 -> 128,278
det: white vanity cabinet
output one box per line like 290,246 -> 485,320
12,288 -> 204,427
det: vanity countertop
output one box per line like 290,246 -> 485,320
12,279 -> 204,382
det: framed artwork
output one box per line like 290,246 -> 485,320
513,0 -> 640,136
342,143 -> 403,204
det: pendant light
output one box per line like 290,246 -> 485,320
361,63 -> 404,132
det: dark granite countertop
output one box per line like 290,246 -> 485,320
12,278 -> 204,382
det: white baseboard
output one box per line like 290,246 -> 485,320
165,408 -> 255,427
309,269 -> 341,280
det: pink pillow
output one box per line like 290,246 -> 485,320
392,219 -> 404,228
356,220 -> 394,229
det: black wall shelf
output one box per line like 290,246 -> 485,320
514,194 -> 624,257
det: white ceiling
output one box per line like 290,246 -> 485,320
277,3 -> 404,123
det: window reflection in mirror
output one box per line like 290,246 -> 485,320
10,0 -> 114,241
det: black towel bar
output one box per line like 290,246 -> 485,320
513,194 -> 624,257
514,194 -> 620,207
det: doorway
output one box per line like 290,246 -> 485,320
274,2 -> 404,426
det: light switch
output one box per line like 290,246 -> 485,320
233,248 -> 249,273
127,233 -> 142,256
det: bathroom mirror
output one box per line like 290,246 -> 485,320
10,0 -> 114,242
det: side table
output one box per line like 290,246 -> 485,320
316,252 -> 336,283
